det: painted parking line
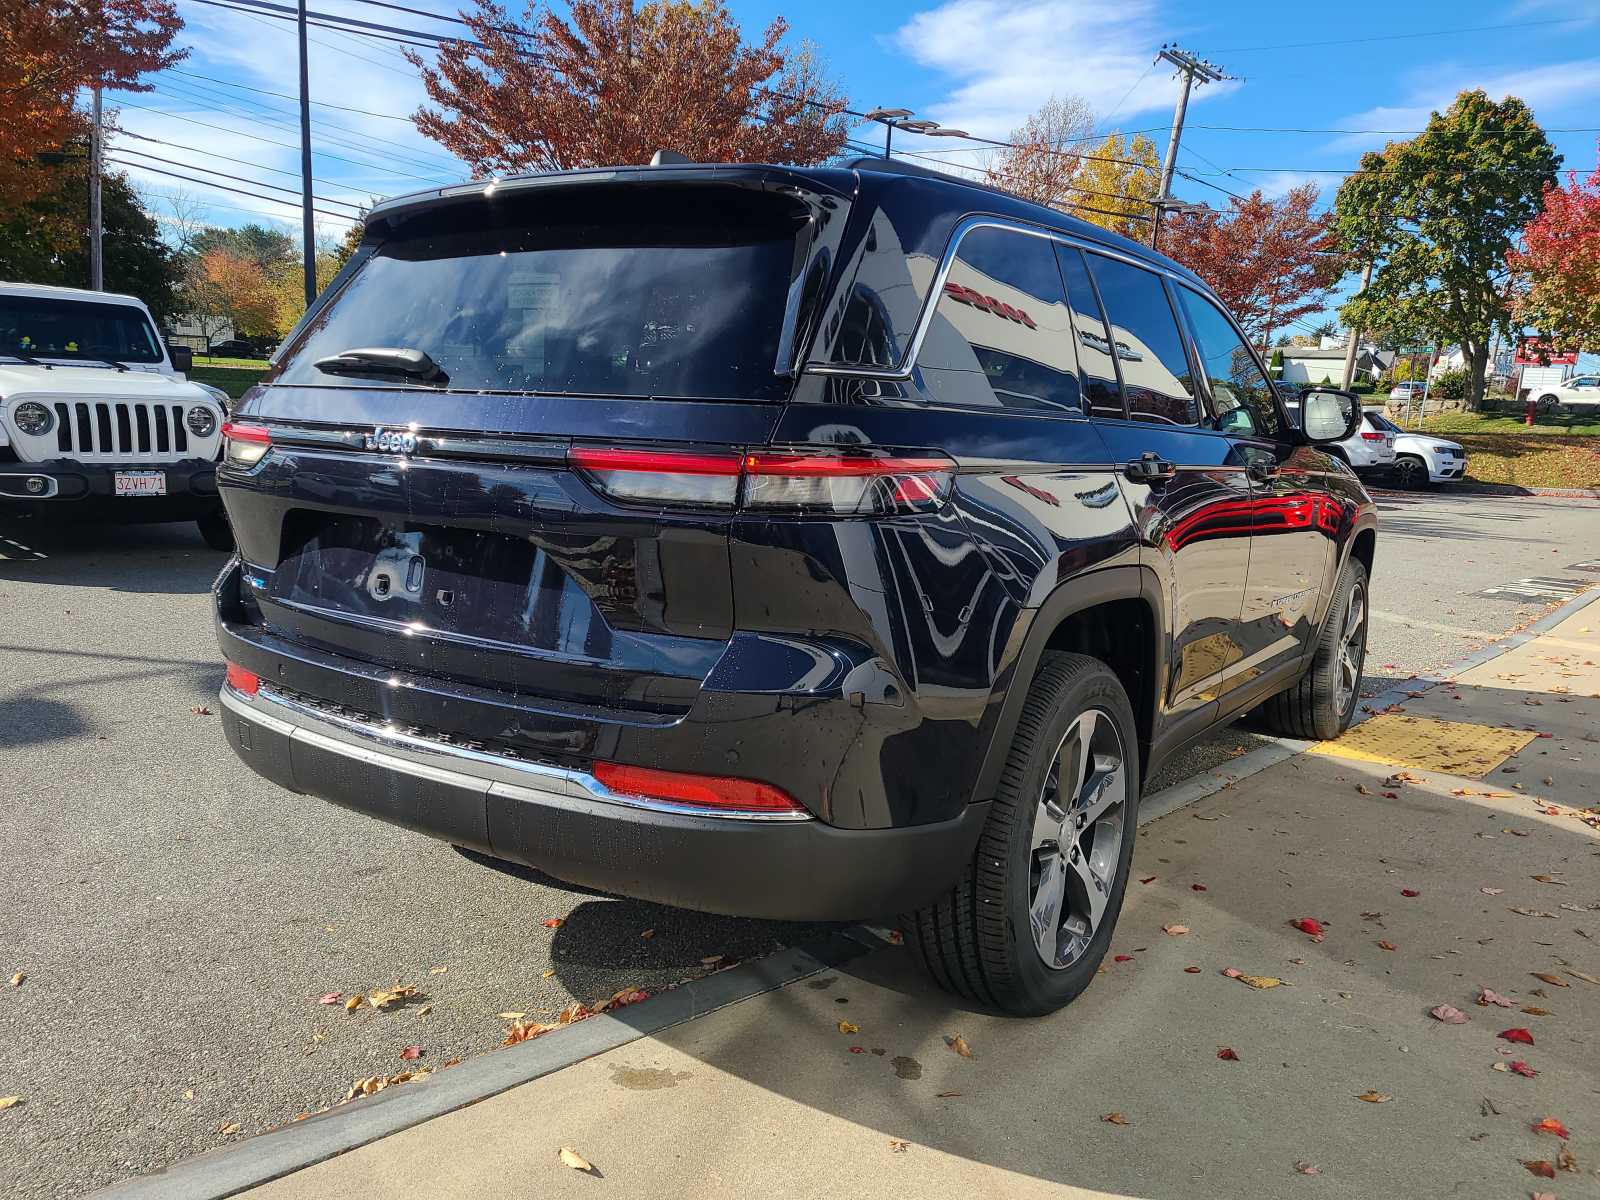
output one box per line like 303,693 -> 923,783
0,532 -> 46,560
1476,576 -> 1591,601
1566,559 -> 1600,574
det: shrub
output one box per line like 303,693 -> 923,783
1431,369 -> 1467,399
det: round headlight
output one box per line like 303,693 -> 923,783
186,406 -> 218,437
12,401 -> 53,436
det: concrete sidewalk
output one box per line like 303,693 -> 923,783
220,612 -> 1600,1197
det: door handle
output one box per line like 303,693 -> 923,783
1124,453 -> 1176,483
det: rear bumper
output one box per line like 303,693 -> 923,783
0,457 -> 220,520
219,682 -> 987,921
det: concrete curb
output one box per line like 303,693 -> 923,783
91,584 -> 1600,1200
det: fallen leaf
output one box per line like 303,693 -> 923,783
936,1090 -> 961,1098
888,1139 -> 910,1153
399,1046 -> 423,1061
1400,888 -> 1420,898
640,929 -> 655,939
0,1097 -> 21,1110
837,1020 -> 859,1035
1480,887 -> 1504,896
414,1005 -> 432,1018
848,1046 -> 864,1054
541,969 -> 555,979
1531,1117 -> 1570,1139
1292,1161 -> 1320,1176
559,1147 -> 594,1173
368,985 -> 419,1009
541,918 -> 563,929
1429,1004 -> 1469,1024
700,954 -> 725,967
1522,1160 -> 1557,1179
1290,918 -> 1325,942
1162,924 -> 1190,936
218,1122 -> 241,1136
1224,970 -> 1286,989
1184,966 -> 1202,974
429,966 -> 448,975
1521,1006 -> 1552,1016
497,1012 -> 526,1021
1101,1112 -> 1130,1125
7,973 -> 21,987
1509,907 -> 1558,918
317,992 -> 342,1005
1530,972 -> 1570,988
1557,1143 -> 1578,1173
1566,969 -> 1599,985
1477,988 -> 1516,1008
1191,883 -> 1208,892
1377,940 -> 1398,951
1113,954 -> 1133,963
1531,875 -> 1567,886
1355,783 -> 1373,795
1216,1047 -> 1239,1061
191,704 -> 213,716
1509,1060 -> 1539,1078
1498,1028 -> 1535,1045
947,1034 -> 973,1058
1139,875 -> 1157,884
1357,1091 -> 1392,1103
344,995 -> 362,1012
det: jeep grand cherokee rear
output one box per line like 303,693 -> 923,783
215,161 -> 1375,1016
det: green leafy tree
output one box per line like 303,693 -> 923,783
1334,89 -> 1559,409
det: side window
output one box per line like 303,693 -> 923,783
1055,245 -> 1123,418
1175,287 -> 1282,439
916,225 -> 1082,413
1084,254 -> 1198,425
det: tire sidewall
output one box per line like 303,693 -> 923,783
1323,559 -> 1368,732
998,665 -> 1141,1012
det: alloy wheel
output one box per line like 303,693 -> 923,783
1337,581 -> 1366,715
1028,708 -> 1128,970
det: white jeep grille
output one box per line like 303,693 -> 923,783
11,396 -> 221,464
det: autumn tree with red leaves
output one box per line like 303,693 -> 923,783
408,0 -> 850,174
1509,140 -> 1600,351
1162,184 -> 1343,344
0,0 -> 185,213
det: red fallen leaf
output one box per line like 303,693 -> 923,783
848,1046 -> 865,1054
1536,732 -> 1553,738
1113,954 -> 1133,963
1217,1047 -> 1239,1061
1379,663 -> 1396,669
1400,888 -> 1420,897
1509,1060 -> 1539,1078
1380,791 -> 1399,799
1183,966 -> 1202,974
1191,883 -> 1207,892
1376,939 -> 1397,951
1138,875 -> 1157,884
541,917 -> 564,929
317,992 -> 342,1005
1523,1160 -> 1557,1179
1221,967 -> 1242,978
1428,1004 -> 1469,1024
1532,1117 -> 1570,1139
1498,1028 -> 1535,1045
1477,987 -> 1515,1007
399,1046 -> 422,1061
1290,918 -> 1325,942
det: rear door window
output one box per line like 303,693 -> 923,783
915,225 -> 1081,413
1055,246 -> 1123,418
1084,254 -> 1198,426
276,186 -> 811,400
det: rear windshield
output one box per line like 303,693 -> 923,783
277,186 -> 811,400
0,295 -> 164,364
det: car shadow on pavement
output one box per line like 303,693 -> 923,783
0,519 -> 227,594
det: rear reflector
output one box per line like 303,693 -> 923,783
592,761 -> 807,816
568,445 -> 956,515
225,661 -> 261,695
221,421 -> 272,467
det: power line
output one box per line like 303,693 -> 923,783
112,148 -> 366,211
114,129 -> 377,201
1188,122 -> 1600,136
191,0 -> 475,46
1214,16 -> 1576,53
165,67 -> 416,122
105,156 -> 357,220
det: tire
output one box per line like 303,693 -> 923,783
196,509 -> 235,552
1392,455 -> 1429,489
904,652 -> 1140,1016
1260,557 -> 1369,740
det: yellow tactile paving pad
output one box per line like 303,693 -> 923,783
1307,714 -> 1539,778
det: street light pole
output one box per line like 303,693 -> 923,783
89,86 -> 104,290
297,0 -> 316,306
1151,46 -> 1233,252
1340,258 -> 1374,390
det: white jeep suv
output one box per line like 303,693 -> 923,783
0,282 -> 231,548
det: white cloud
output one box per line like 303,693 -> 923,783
884,0 -> 1236,143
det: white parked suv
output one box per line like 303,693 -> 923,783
1531,373 -> 1600,412
0,282 -> 231,548
1364,408 -> 1466,488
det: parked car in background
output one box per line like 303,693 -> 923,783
1389,380 -> 1426,402
212,157 -> 1375,1016
1279,389 -> 1396,478
1364,409 -> 1465,488
1531,373 -> 1600,413
0,281 -> 232,548
205,338 -> 255,358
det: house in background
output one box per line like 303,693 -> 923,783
163,312 -> 236,353
1266,346 -> 1395,386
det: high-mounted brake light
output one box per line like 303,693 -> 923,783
224,661 -> 261,696
592,761 -> 807,816
568,446 -> 956,515
222,421 -> 273,467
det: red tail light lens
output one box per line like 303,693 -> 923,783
1359,431 -> 1386,442
592,761 -> 807,816
225,661 -> 261,695
221,422 -> 273,467
568,445 -> 956,515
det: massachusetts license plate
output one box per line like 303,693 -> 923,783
114,470 -> 167,497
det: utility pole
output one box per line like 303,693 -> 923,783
297,0 -> 316,306
1340,258 -> 1374,390
89,86 -> 104,290
1151,45 -> 1232,250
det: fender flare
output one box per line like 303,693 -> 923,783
968,564 -> 1165,807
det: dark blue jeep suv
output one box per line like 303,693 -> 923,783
213,158 -> 1375,1014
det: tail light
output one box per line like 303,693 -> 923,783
1359,431 -> 1386,442
221,421 -> 272,467
569,446 -> 956,516
592,761 -> 807,816
224,661 -> 261,695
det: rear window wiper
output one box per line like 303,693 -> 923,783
313,347 -> 449,385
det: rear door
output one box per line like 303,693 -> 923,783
221,179 -> 836,717
1061,247 -> 1253,733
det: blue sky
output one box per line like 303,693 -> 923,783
110,0 -> 1600,327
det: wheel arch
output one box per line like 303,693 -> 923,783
969,566 -> 1162,805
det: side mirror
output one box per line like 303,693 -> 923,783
168,345 -> 193,373
1299,387 -> 1361,444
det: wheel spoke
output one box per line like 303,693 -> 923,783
1076,763 -> 1123,827
1065,843 -> 1110,938
1029,849 -> 1066,960
1342,588 -> 1364,645
1058,710 -> 1096,804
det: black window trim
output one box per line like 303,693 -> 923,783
805,213 -> 1217,384
1059,243 -> 1128,420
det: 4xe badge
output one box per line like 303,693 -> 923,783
365,427 -> 416,455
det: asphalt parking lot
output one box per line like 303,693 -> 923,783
1,489 -> 1597,1198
